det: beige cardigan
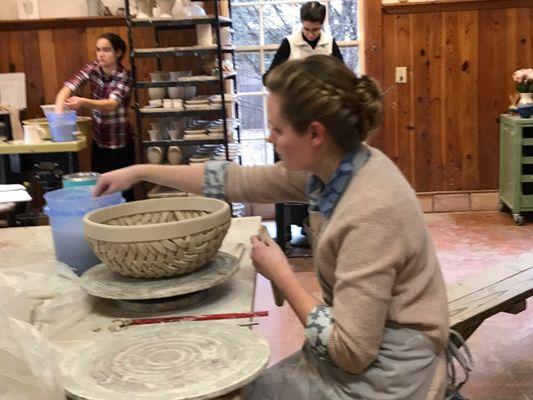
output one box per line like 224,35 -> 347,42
226,146 -> 449,374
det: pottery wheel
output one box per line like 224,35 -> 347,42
61,322 -> 270,400
112,290 -> 208,313
80,251 -> 239,300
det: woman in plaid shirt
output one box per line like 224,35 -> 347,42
54,32 -> 134,200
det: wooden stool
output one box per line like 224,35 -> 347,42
447,255 -> 533,343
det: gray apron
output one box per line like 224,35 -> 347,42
243,148 -> 442,399
242,324 -> 440,400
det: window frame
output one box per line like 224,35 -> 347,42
232,0 -> 363,164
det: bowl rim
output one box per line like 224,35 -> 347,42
83,197 -> 230,243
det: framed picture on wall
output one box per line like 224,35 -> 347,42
17,0 -> 39,20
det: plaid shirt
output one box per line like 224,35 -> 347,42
65,61 -> 133,148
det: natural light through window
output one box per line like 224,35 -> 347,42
231,0 -> 361,165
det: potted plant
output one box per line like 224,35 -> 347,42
512,68 -> 533,104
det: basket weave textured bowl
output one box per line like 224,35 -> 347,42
83,197 -> 230,278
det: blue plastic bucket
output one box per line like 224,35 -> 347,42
45,111 -> 78,142
44,187 -> 124,275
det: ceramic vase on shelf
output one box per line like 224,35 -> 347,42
182,0 -> 212,46
172,0 -> 184,18
518,92 -> 533,105
156,0 -> 174,18
136,0 -> 154,18
148,71 -> 168,99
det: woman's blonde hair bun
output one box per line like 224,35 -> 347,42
265,55 -> 383,150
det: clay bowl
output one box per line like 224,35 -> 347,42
83,197 -> 231,278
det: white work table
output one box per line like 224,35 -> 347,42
0,217 -> 263,399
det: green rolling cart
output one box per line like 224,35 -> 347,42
499,114 -> 533,225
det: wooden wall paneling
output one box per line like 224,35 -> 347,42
442,11 -> 464,190
0,31 -> 13,72
52,28 -> 87,91
411,13 -> 438,191
508,8 -> 532,70
54,28 -> 91,171
381,14 -> 399,164
384,0 -> 533,15
21,30 -> 45,118
364,0 -> 385,149
8,31 -> 25,73
477,9 -> 508,190
396,14 -> 415,183
530,10 -> 533,67
456,11 -> 479,190
380,4 -> 533,192
427,13 -> 446,191
37,30 -> 60,104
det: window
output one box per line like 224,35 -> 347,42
231,0 -> 362,165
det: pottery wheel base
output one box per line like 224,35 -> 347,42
112,290 -> 208,313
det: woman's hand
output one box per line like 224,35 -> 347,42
92,166 -> 139,197
64,96 -> 86,110
250,234 -> 292,283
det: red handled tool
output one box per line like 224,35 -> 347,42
111,311 -> 269,330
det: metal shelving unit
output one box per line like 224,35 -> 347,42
124,0 -> 239,174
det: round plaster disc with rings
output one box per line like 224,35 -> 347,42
80,249 -> 243,307
61,322 -> 270,400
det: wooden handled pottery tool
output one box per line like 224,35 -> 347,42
111,310 -> 269,331
258,225 -> 286,307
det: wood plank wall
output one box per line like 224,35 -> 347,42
0,16 -> 215,171
368,2 -> 533,192
0,21 -> 130,171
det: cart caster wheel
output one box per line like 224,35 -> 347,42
498,200 -> 507,212
513,213 -> 524,226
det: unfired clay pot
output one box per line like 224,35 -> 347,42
136,0 -> 154,18
156,0 -> 174,18
83,197 -> 231,278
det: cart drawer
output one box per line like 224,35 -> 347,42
522,195 -> 533,208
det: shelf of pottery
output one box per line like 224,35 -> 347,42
125,0 -> 240,158
126,0 -> 243,215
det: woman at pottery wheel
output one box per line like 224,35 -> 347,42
94,55 -> 454,399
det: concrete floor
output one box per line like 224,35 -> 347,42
253,211 -> 533,400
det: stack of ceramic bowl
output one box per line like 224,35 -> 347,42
148,71 -> 169,102
209,94 -> 238,106
232,202 -> 246,217
206,119 -> 232,141
189,153 -> 212,164
146,125 -> 166,164
184,96 -> 211,110
149,121 -> 170,140
187,145 -> 216,165
183,119 -> 208,140
168,71 -> 192,100
213,143 -> 240,162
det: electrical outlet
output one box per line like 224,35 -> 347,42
395,67 -> 408,83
